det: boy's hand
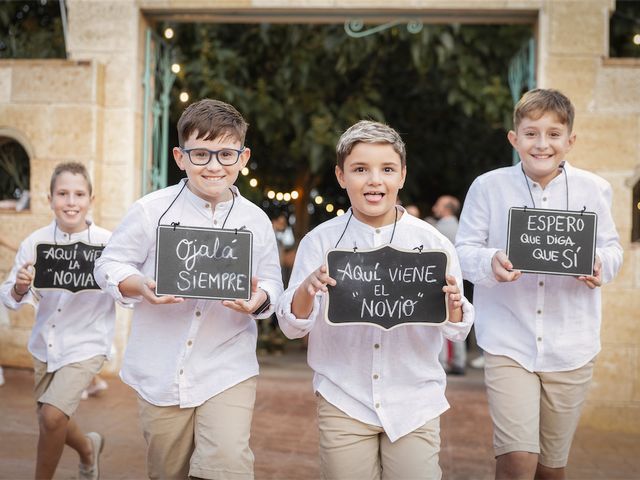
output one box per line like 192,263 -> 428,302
577,255 -> 602,289
12,262 -> 34,300
222,277 -> 268,314
491,251 -> 522,282
300,265 -> 336,297
291,265 -> 336,319
443,274 -> 463,323
120,275 -> 184,305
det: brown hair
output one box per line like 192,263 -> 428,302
177,99 -> 248,146
513,88 -> 575,133
49,162 -> 92,196
336,120 -> 406,169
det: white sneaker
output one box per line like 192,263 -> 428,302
470,355 -> 485,369
86,378 -> 108,397
78,432 -> 104,480
0,366 -> 5,386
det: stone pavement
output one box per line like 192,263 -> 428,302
1,349 -> 639,479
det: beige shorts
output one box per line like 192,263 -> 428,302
483,352 -> 595,468
137,376 -> 257,480
317,394 -> 442,480
33,355 -> 106,417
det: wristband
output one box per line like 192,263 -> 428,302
13,284 -> 29,297
252,290 -> 271,315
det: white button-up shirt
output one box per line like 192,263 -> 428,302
276,209 -> 473,442
94,181 -> 283,407
456,162 -> 623,372
0,222 -> 115,372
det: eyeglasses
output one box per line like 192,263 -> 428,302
180,147 -> 245,166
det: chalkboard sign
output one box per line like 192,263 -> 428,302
155,225 -> 252,301
33,241 -> 104,292
324,245 -> 449,330
506,207 -> 597,276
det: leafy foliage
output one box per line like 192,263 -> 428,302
610,0 -> 640,58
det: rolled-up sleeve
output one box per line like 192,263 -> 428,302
0,238 -> 36,310
251,224 -> 284,320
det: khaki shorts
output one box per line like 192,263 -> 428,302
137,376 -> 257,480
33,355 -> 106,417
484,353 -> 595,468
317,395 -> 442,480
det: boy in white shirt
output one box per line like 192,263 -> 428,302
0,162 -> 114,480
94,99 -> 283,479
276,120 -> 474,479
456,89 -> 623,479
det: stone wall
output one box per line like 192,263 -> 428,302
0,0 -> 638,429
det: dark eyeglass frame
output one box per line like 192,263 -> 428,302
180,146 -> 246,166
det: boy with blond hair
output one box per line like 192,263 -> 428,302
94,99 -> 283,479
456,89 -> 623,479
277,120 -> 474,479
1,162 -> 114,480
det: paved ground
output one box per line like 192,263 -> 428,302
1,349 -> 639,479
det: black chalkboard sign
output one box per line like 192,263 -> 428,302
506,207 -> 597,276
33,241 -> 104,292
155,225 -> 252,300
324,245 -> 449,330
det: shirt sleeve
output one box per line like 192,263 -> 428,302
251,222 -> 284,320
594,181 -> 623,284
94,202 -> 153,305
276,233 -> 325,339
455,178 -> 500,287
0,237 -> 36,310
439,240 -> 474,342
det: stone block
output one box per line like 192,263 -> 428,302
543,56 -> 599,110
569,114 -> 639,171
595,65 -> 640,113
546,1 -> 608,56
67,1 -> 139,55
85,53 -> 137,108
581,403 -> 640,433
0,324 -> 31,368
11,61 -> 98,104
102,108 -> 136,163
589,344 -> 634,402
0,67 -> 11,103
601,289 -> 640,344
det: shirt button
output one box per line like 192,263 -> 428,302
375,403 -> 380,408
179,369 -> 184,375
195,311 -> 201,317
105,274 -> 110,280
374,344 -> 380,349
204,203 -> 210,208
375,229 -> 381,234
213,220 -> 218,225
57,308 -> 61,312
539,281 -> 544,287
537,309 -> 542,315
52,324 -> 56,328
187,340 -> 193,346
373,374 -> 379,380
537,337 -> 542,342
542,197 -> 547,202
48,344 -> 52,347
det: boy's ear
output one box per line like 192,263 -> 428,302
507,130 -> 518,148
335,165 -> 346,188
399,165 -> 407,189
567,131 -> 577,149
240,147 -> 251,167
173,147 -> 187,171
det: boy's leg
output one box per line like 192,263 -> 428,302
317,394 -> 382,480
190,377 -> 257,480
535,359 -> 595,479
483,353 -> 541,479
137,397 -> 195,479
33,356 -> 105,479
379,417 -> 441,480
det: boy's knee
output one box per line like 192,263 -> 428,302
38,403 -> 68,431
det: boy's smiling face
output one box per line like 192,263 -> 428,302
508,112 -> 576,188
335,142 -> 406,228
173,132 -> 250,206
48,172 -> 93,234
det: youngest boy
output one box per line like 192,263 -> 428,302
95,99 -> 283,479
276,120 -> 474,479
0,162 -> 114,480
456,89 -> 623,479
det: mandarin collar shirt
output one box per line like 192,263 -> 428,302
276,209 -> 474,442
94,180 -> 283,407
456,162 -> 623,372
0,222 -> 115,372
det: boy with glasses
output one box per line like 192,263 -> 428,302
95,99 -> 283,479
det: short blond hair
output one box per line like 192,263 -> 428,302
336,120 -> 406,169
50,162 -> 92,196
513,88 -> 575,133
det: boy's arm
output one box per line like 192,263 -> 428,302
0,238 -> 36,310
456,179 -> 508,287
276,234 -> 332,339
94,202 -> 157,305
440,247 -> 474,342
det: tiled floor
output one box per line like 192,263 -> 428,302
1,350 -> 639,479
